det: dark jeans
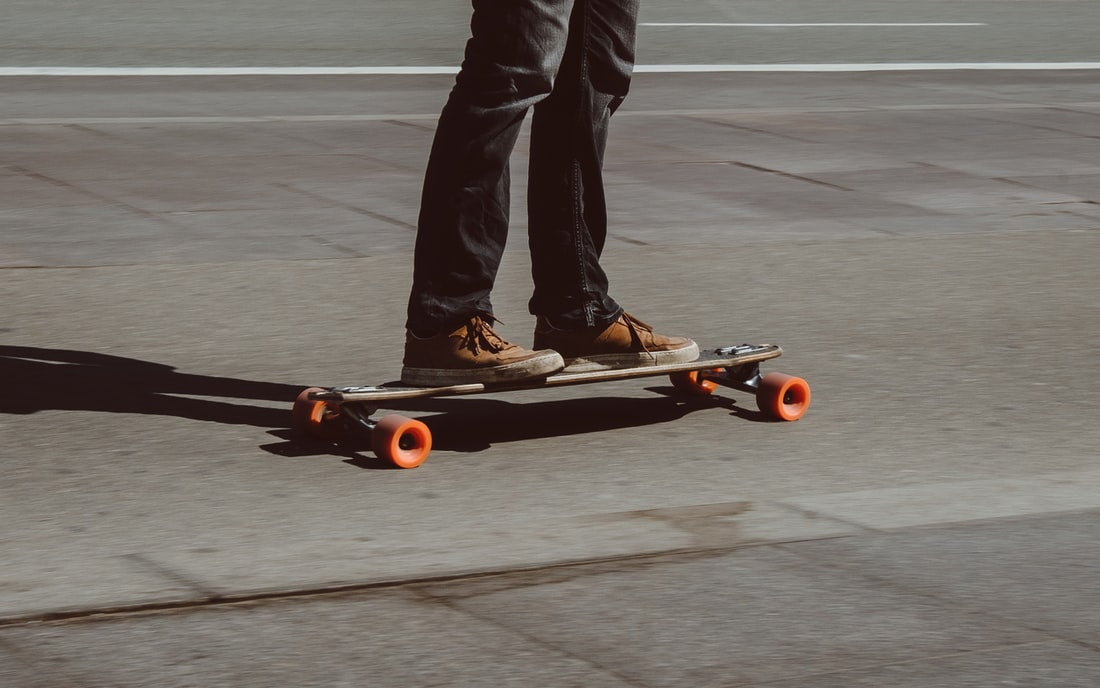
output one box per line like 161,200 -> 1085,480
406,0 -> 639,336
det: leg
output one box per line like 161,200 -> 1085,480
527,0 -> 699,370
401,0 -> 575,386
406,0 -> 575,336
527,0 -> 639,330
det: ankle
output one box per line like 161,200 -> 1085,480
536,312 -> 620,333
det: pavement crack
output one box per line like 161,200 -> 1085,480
0,538 -> 845,629
733,161 -> 853,191
609,232 -> 650,246
272,182 -> 416,230
121,553 -> 222,599
7,164 -> 185,226
972,110 -> 1100,140
413,589 -> 652,687
63,122 -> 119,141
690,115 -> 816,143
384,118 -> 435,132
304,234 -> 365,257
775,536 -> 1090,647
775,501 -> 882,534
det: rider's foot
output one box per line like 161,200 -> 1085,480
402,315 -> 564,386
533,312 -> 698,372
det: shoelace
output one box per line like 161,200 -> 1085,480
620,313 -> 655,355
460,316 -> 511,356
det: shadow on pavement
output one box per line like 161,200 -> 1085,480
0,345 -> 300,427
396,393 -> 766,452
262,389 -> 769,468
1,345 -> 767,468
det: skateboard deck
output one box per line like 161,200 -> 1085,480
293,344 -> 809,469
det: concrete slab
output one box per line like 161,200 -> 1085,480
846,213 -> 1098,236
0,206 -> 172,242
759,641 -> 1100,688
0,591 -> 636,687
3,226 -> 1098,619
1007,174 -> 1100,201
0,177 -> 114,210
63,176 -> 311,214
0,550 -> 200,620
425,546 -> 1048,686
1,148 -> 206,184
815,165 -> 1090,206
786,511 -> 1100,646
976,107 -> 1100,138
930,156 -> 1100,178
3,512 -> 1097,686
84,122 -> 332,157
784,471 -> 1100,530
5,234 -> 356,267
7,72 -> 1098,271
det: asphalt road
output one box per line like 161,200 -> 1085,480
2,0 -> 1099,68
1,2 -> 1099,686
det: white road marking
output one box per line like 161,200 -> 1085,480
2,63 -> 1100,77
642,22 -> 988,27
636,63 -> 1100,72
6,102 -> 1100,127
0,66 -> 460,76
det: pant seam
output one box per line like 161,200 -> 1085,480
572,0 -> 595,326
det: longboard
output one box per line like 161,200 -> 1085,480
293,344 -> 809,468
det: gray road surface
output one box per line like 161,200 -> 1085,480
2,0 -> 1100,67
2,1 -> 1099,686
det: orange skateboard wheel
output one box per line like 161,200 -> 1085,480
293,387 -> 344,439
670,369 -> 720,396
372,414 -> 432,469
756,373 -> 810,421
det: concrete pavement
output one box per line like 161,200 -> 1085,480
3,0 -> 1099,67
2,67 -> 1098,687
2,1 -> 1099,685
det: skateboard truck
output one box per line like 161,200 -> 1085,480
705,345 -> 768,394
291,391 -> 434,469
699,362 -> 766,395
339,403 -> 378,433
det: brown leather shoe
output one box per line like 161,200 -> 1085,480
402,315 -> 564,386
533,312 -> 698,372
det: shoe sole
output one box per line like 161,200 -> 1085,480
401,351 -> 565,387
558,341 -> 700,373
